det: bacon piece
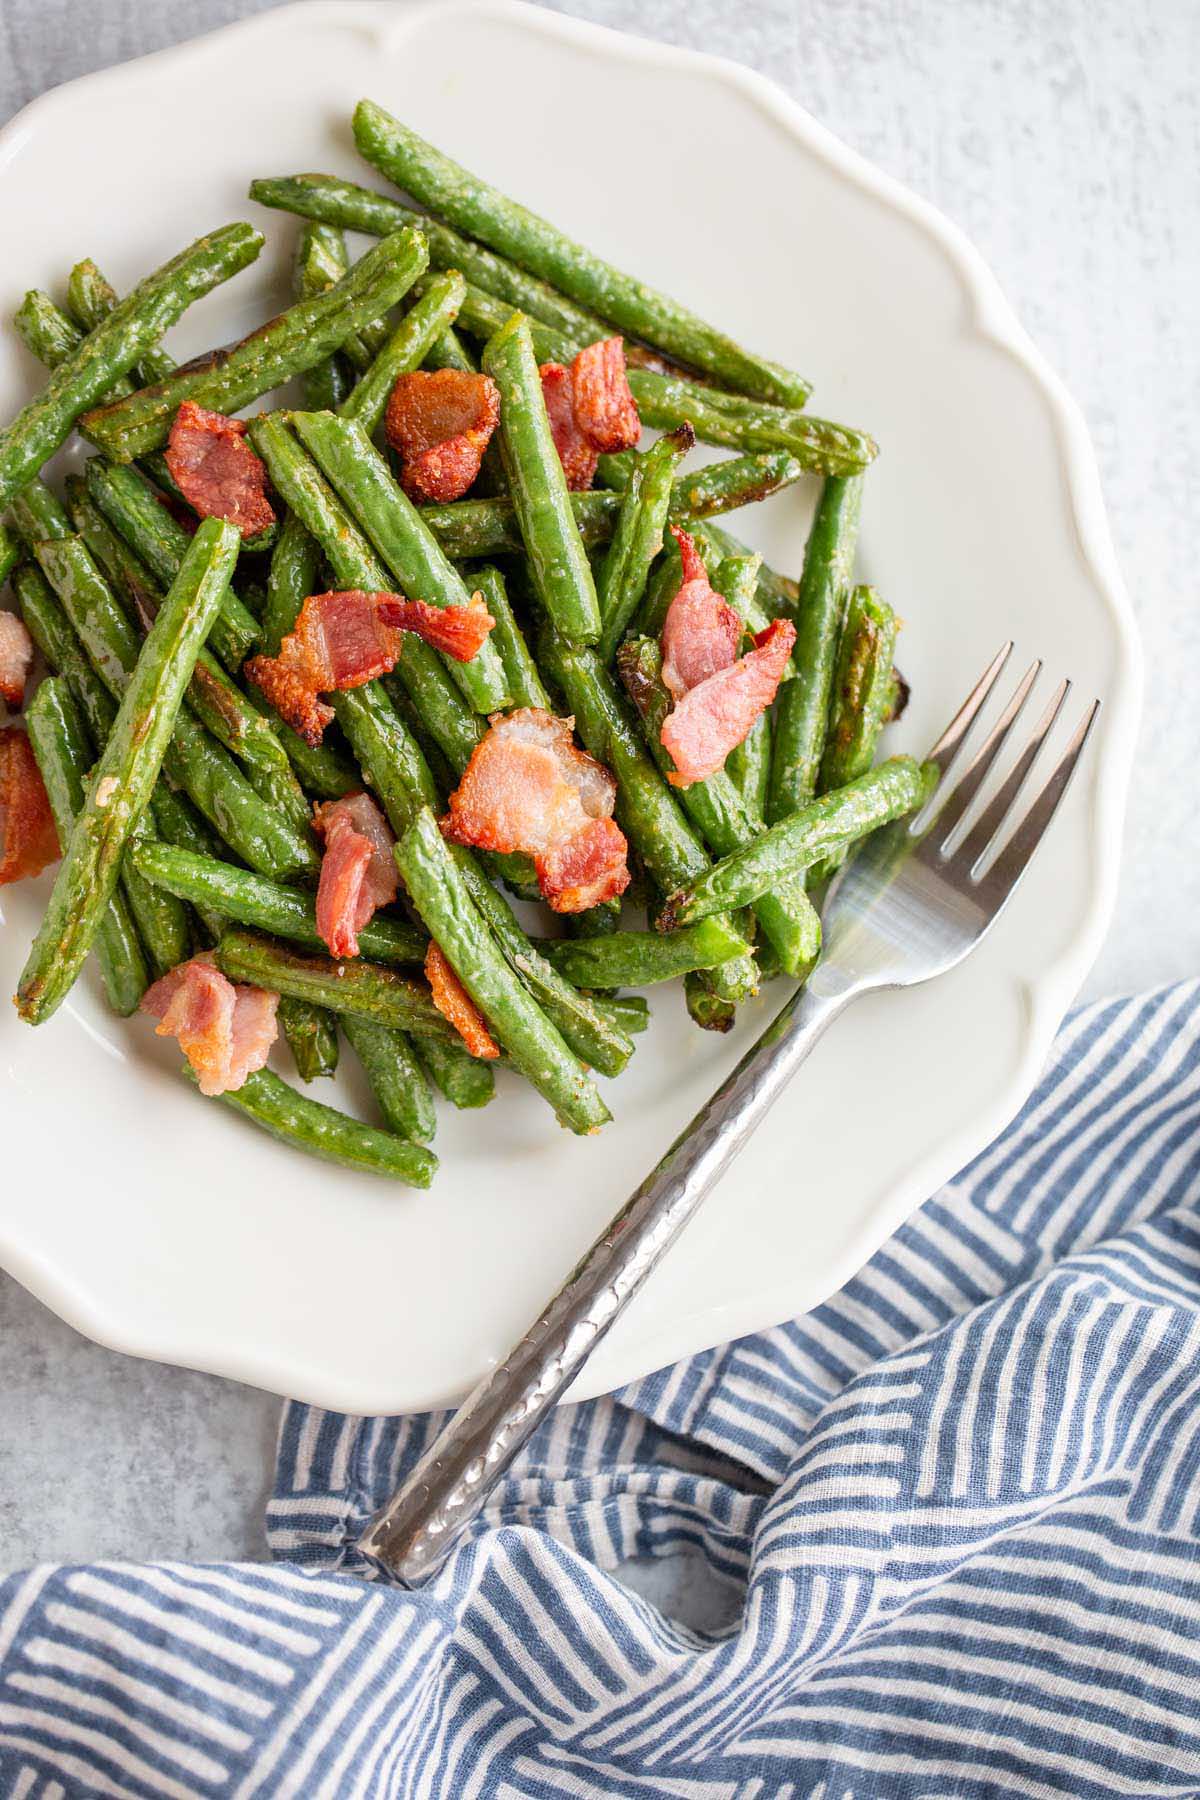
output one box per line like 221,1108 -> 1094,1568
443,708 -> 630,913
0,726 -> 59,885
0,613 -> 35,711
376,594 -> 495,661
164,401 -> 276,538
425,942 -> 499,1060
570,336 -> 640,455
385,368 -> 500,504
539,362 -> 598,491
661,619 -> 797,787
141,953 -> 278,1096
660,527 -> 743,701
245,589 -> 495,745
312,792 -> 399,959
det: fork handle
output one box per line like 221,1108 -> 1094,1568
357,977 -> 851,1585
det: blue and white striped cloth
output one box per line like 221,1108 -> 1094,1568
3,981 -> 1200,1797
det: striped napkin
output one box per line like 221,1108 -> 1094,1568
2,981 -> 1199,1797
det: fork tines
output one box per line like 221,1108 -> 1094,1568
917,644 -> 1099,900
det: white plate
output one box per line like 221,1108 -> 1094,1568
0,0 -> 1139,1413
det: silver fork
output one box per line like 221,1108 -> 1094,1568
359,645 -> 1099,1585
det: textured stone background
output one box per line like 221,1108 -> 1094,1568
1,1 -> 1196,1604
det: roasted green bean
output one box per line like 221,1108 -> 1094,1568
660,758 -> 932,927
192,1066 -> 437,1186
82,228 -> 429,460
0,223 -> 262,506
18,518 -> 241,1023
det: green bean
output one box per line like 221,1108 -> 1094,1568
190,1065 -> 436,1186
0,225 -> 262,509
405,449 -> 803,564
767,475 -> 863,826
17,519 -> 240,1023
17,558 -> 204,964
215,929 -> 454,1040
82,229 -> 430,461
340,270 -> 466,435
262,513 -> 320,657
536,623 -> 757,998
14,560 -> 118,748
442,278 -> 870,473
595,431 -> 690,665
592,993 -> 649,1034
535,624 -> 710,896
280,1000 -> 340,1081
397,808 -> 608,1134
63,471 -> 311,837
290,219 -> 388,372
249,413 -> 485,776
381,676 -> 455,799
351,103 -> 809,406
341,1014 -> 436,1143
293,222 -> 355,413
660,757 -> 931,928
422,324 -> 478,374
67,268 -> 278,553
251,173 -> 627,355
468,563 -> 549,709
599,452 -> 799,617
684,972 -> 736,1033
25,678 -> 149,1015
708,547 -> 799,681
631,531 -> 684,640
13,498 -> 316,881
130,840 -> 426,965
290,409 -> 510,713
82,459 -> 260,670
481,314 -> 601,645
462,871 -> 634,1078
0,526 -> 21,588
412,1034 -> 495,1109
563,897 -> 621,941
616,636 -> 819,977
810,585 -> 900,886
64,472 -> 165,617
536,916 -> 748,988
628,369 -> 873,474
64,258 -> 176,384
727,713 -> 771,822
14,290 -> 128,393
819,586 -> 900,793
715,555 -> 777,818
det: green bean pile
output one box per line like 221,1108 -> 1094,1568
0,102 -> 926,1186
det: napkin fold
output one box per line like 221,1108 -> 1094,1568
3,981 -> 1199,1798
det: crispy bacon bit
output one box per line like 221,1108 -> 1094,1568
0,726 -> 59,885
385,368 -> 501,504
245,589 -> 495,745
0,613 -> 35,711
539,337 -> 641,489
425,942 -> 499,1059
141,953 -> 278,1096
658,528 -> 794,786
660,528 -> 743,701
312,792 -> 399,959
662,620 -> 797,788
570,336 -> 640,455
443,708 -> 630,913
539,362 -> 598,491
164,401 -> 276,538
